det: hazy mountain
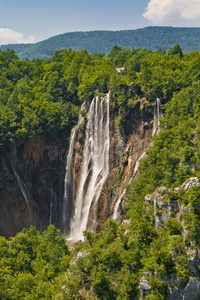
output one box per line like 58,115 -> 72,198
1,26 -> 200,60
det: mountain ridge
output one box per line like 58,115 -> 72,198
1,26 -> 200,60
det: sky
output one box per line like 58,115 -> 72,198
0,0 -> 200,45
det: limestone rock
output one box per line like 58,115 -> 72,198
181,177 -> 200,191
144,178 -> 200,300
168,276 -> 200,300
145,178 -> 200,231
139,276 -> 151,296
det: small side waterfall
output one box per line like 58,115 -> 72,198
112,188 -> 126,220
10,142 -> 32,226
49,193 -> 53,225
67,93 -> 110,241
152,98 -> 162,136
133,151 -> 147,176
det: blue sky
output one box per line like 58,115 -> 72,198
0,0 -> 200,45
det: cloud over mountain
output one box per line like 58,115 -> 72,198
0,28 -> 35,45
143,0 -> 200,23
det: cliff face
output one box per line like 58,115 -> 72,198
0,95 -> 155,238
0,134 -> 68,238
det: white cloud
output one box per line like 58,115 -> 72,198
0,28 -> 35,45
143,0 -> 200,23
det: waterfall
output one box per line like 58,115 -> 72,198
62,112 -> 84,234
10,141 -> 32,226
152,98 -> 162,136
67,93 -> 110,241
112,188 -> 126,220
133,151 -> 147,176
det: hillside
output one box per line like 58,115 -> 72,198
1,26 -> 200,60
1,45 -> 200,298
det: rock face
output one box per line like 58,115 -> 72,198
145,177 -> 200,230
0,134 -> 68,237
141,177 -> 200,300
167,276 -> 200,300
94,98 -> 154,231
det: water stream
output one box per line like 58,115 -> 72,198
152,98 -> 162,136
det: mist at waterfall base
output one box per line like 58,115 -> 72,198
63,93 -> 110,242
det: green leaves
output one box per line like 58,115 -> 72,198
0,226 -> 69,299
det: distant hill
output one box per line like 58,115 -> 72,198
1,26 -> 200,60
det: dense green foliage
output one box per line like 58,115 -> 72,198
1,44 -> 200,298
0,48 -> 113,146
2,27 -> 200,60
0,225 -> 69,299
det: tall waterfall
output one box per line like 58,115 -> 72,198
10,141 -> 32,226
65,93 -> 110,242
62,112 -> 84,234
152,98 -> 162,136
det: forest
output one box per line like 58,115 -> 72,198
1,43 -> 200,299
1,26 -> 200,60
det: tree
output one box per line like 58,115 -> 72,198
168,43 -> 183,58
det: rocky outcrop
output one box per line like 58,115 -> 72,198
140,177 -> 200,300
139,272 -> 152,296
145,177 -> 200,230
168,276 -> 200,300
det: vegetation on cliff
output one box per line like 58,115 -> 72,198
1,44 -> 200,298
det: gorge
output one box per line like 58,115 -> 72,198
0,92 -> 160,240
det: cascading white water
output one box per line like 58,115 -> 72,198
68,93 -> 110,241
62,112 -> 84,234
152,98 -> 162,136
133,151 -> 147,176
10,141 -> 32,226
112,188 -> 126,220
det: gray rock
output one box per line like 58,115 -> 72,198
168,276 -> 200,300
144,178 -> 200,300
139,276 -> 151,295
181,177 -> 200,191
